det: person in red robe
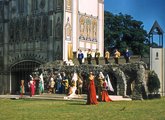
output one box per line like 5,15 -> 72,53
86,72 -> 98,105
102,79 -> 112,102
28,77 -> 35,97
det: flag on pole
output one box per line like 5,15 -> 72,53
106,74 -> 114,92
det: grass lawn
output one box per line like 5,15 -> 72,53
0,97 -> 165,120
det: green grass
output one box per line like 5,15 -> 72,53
0,97 -> 165,120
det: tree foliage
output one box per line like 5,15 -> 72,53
104,11 -> 150,56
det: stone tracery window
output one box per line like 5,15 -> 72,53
28,17 -> 34,40
9,20 -> 15,41
35,17 -> 41,35
18,0 -> 24,13
31,0 -> 38,11
15,19 -> 20,42
42,15 -> 48,40
21,17 -> 27,41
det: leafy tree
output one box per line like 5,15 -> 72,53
104,11 -> 150,56
147,71 -> 160,94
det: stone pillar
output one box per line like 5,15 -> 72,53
3,1 -> 9,71
3,1 -> 10,94
98,0 -> 104,57
48,15 -> 54,61
132,64 -> 145,100
72,0 -> 78,52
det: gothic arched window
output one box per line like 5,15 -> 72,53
18,0 -> 24,13
31,0 -> 38,11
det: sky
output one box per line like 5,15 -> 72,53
104,0 -> 165,47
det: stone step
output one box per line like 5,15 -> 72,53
109,95 -> 132,101
0,94 -> 132,101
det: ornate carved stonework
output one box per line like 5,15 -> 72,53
79,16 -> 85,40
42,15 -> 48,40
79,13 -> 98,42
65,17 -> 72,40
40,0 -> 46,9
66,0 -> 72,11
86,17 -> 91,40
28,16 -> 34,40
35,16 -> 41,37
55,17 -> 62,39
98,0 -> 104,3
92,18 -> 97,41
57,0 -> 63,11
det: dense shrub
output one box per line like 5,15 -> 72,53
147,71 -> 160,94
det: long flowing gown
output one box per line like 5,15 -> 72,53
65,73 -> 78,99
86,79 -> 98,105
20,83 -> 25,97
29,80 -> 35,97
102,82 -> 112,102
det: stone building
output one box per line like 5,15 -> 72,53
0,0 -> 104,94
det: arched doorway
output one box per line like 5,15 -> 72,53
10,61 -> 41,94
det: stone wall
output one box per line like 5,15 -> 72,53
36,61 -> 147,100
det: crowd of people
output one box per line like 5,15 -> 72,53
19,48 -> 131,105
77,48 -> 131,65
20,71 -> 115,105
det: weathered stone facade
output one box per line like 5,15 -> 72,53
0,0 -> 64,94
0,0 -> 104,94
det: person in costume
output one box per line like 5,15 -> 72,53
77,74 -> 83,96
77,49 -> 84,65
28,75 -> 35,97
68,73 -> 78,96
56,73 -> 62,93
48,75 -> 55,94
101,79 -> 112,102
97,72 -> 104,101
124,48 -> 131,63
39,74 -> 44,95
20,80 -> 25,98
87,49 -> 92,64
114,49 -> 120,64
95,49 -> 100,65
104,50 -> 110,64
64,72 -> 78,99
86,72 -> 98,105
62,72 -> 69,94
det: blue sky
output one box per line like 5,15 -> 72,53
104,0 -> 165,47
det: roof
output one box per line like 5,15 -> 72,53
149,20 -> 164,35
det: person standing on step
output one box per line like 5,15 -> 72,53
124,48 -> 131,63
114,49 -> 120,64
104,50 -> 110,64
78,49 -> 84,65
95,49 -> 100,65
87,49 -> 92,64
